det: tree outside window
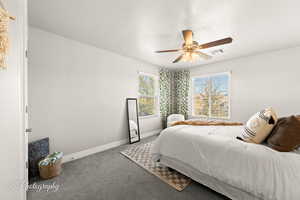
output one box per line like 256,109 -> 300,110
192,72 -> 230,119
138,73 -> 158,117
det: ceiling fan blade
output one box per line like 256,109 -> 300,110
182,30 -> 193,45
198,37 -> 233,49
172,54 -> 184,63
194,51 -> 212,60
155,49 -> 181,53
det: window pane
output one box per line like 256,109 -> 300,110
138,73 -> 157,117
193,77 -> 210,117
139,75 -> 155,96
193,95 -> 209,116
139,97 -> 156,116
211,74 -> 229,118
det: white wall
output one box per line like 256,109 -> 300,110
28,27 -> 161,155
0,0 -> 27,199
190,46 -> 300,122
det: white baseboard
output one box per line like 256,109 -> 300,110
62,129 -> 162,163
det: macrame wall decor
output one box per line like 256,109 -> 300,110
0,1 -> 15,70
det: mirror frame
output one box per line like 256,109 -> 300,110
126,98 -> 141,144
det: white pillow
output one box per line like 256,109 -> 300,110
242,107 -> 278,143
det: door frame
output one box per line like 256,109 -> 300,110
20,0 -> 28,198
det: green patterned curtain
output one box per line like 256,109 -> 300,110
173,70 -> 190,119
159,69 -> 173,128
159,68 -> 190,128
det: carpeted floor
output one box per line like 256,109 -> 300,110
27,136 -> 229,200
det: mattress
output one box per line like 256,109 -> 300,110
151,125 -> 300,200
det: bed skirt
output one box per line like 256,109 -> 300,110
160,155 -> 263,200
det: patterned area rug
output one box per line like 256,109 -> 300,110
120,142 -> 191,191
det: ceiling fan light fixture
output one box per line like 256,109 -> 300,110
155,30 -> 233,63
182,54 -> 188,62
182,52 -> 198,62
191,53 -> 199,61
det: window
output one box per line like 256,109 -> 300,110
138,73 -> 158,117
192,72 -> 230,119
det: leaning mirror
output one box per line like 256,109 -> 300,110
126,98 -> 141,144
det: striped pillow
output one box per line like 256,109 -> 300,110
242,108 -> 278,144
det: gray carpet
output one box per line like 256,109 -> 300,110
27,136 -> 229,200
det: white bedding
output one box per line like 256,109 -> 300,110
151,125 -> 300,200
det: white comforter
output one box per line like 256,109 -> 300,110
151,125 -> 300,200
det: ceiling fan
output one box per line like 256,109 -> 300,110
155,30 -> 233,63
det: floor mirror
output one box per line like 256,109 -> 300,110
126,98 -> 141,144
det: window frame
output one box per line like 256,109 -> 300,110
138,72 -> 160,119
191,71 -> 231,120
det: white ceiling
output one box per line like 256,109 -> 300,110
29,0 -> 300,68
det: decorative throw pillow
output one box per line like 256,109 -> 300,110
241,107 -> 278,144
267,115 -> 300,152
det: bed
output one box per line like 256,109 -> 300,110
151,125 -> 300,200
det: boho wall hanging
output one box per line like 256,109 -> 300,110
0,1 -> 15,70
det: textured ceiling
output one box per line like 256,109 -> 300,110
29,0 -> 300,68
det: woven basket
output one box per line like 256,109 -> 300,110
39,158 -> 62,179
